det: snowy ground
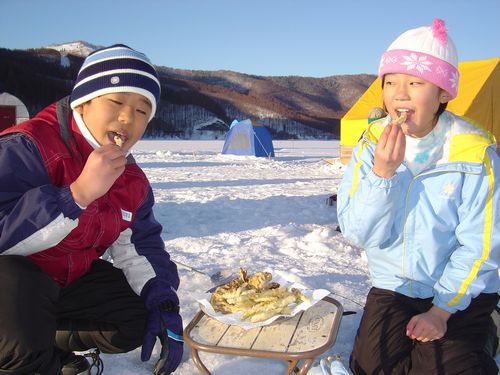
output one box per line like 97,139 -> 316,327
97,139 -> 497,374
97,139 -> 366,374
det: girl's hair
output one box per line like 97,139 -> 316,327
436,102 -> 448,117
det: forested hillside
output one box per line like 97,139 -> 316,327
0,45 -> 376,139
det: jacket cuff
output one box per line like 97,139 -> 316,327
58,185 -> 84,220
432,296 -> 458,314
140,277 -> 180,310
367,169 -> 401,188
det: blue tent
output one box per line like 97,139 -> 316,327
221,119 -> 275,157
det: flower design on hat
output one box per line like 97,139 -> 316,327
384,56 -> 398,66
449,71 -> 459,90
401,53 -> 432,74
436,66 -> 448,77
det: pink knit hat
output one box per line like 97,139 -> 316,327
378,19 -> 459,99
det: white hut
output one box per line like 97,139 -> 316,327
0,92 -> 30,131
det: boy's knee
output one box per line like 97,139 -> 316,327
56,314 -> 147,354
113,331 -> 144,353
111,314 -> 147,352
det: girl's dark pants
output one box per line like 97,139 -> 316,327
0,255 -> 147,375
350,287 -> 499,375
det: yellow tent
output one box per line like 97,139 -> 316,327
340,57 -> 500,164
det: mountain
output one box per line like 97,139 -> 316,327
46,41 -> 102,58
0,42 -> 376,139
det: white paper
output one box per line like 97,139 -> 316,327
196,270 -> 330,330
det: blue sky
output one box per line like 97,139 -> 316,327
1,0 -> 499,77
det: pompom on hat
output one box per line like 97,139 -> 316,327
70,44 -> 161,121
378,19 -> 459,99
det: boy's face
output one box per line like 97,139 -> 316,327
75,92 -> 152,150
383,73 -> 448,138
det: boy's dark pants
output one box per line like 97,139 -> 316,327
0,255 -> 147,375
350,287 -> 499,375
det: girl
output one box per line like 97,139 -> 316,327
337,19 -> 499,374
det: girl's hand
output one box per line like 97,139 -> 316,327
373,123 -> 405,178
70,145 -> 126,207
406,306 -> 451,342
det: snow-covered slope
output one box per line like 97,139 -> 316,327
46,41 -> 99,57
93,140 -> 368,374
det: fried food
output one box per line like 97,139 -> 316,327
395,111 -> 407,125
247,271 -> 272,289
113,134 -> 124,147
210,268 -> 309,322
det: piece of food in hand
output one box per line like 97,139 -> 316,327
395,110 -> 407,125
209,268 -> 309,322
113,134 -> 124,147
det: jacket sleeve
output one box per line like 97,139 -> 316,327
337,139 -> 405,248
109,187 -> 180,307
433,147 -> 500,313
0,133 -> 83,256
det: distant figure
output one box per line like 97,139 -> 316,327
338,19 -> 499,374
367,107 -> 386,124
0,45 -> 183,375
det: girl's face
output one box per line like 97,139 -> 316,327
383,73 -> 448,138
75,92 -> 152,150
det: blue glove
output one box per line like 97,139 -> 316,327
141,300 -> 184,374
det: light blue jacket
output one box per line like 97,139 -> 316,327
337,111 -> 499,313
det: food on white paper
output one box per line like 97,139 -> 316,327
210,268 -> 309,322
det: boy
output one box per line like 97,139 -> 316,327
0,45 -> 183,375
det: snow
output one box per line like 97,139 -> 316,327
45,41 -> 98,68
46,41 -> 98,57
93,139 -> 497,374
95,139 -> 364,374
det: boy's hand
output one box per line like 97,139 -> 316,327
70,145 -> 126,207
406,306 -> 451,342
142,304 -> 184,374
373,123 -> 405,178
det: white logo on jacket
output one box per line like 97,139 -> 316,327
440,183 -> 456,198
121,209 -> 132,222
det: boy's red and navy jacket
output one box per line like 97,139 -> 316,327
0,101 -> 179,303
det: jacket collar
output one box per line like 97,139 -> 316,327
363,111 -> 496,172
72,111 -> 132,157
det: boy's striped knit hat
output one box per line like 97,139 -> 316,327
70,44 -> 160,121
378,19 -> 459,99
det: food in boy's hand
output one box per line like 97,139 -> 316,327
210,268 -> 309,322
113,134 -> 124,147
395,111 -> 407,125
